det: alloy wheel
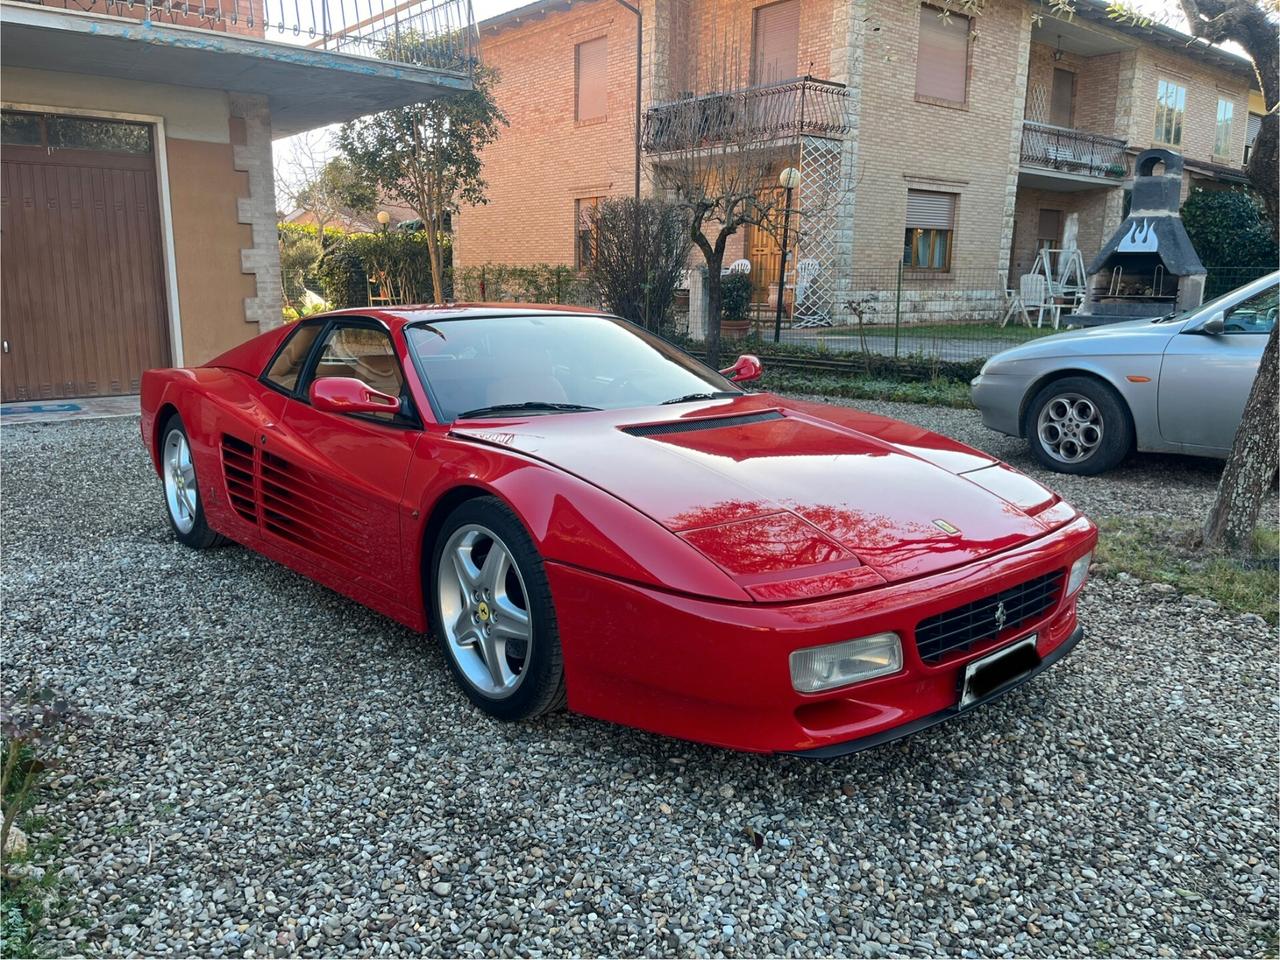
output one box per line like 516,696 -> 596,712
1036,392 -> 1104,465
163,428 -> 198,534
437,523 -> 534,699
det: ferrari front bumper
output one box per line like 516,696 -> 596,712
546,516 -> 1095,755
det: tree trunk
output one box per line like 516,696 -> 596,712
424,224 -> 445,304
1201,323 -> 1279,553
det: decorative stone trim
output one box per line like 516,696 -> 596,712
231,93 -> 284,333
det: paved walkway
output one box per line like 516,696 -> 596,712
0,395 -> 140,425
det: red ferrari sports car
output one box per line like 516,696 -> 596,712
140,305 -> 1095,756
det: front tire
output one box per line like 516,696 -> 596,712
430,496 -> 566,721
159,414 -> 225,549
1024,376 -> 1132,475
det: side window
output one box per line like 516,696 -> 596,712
1223,284 -> 1279,334
264,321 -> 324,393
310,324 -> 408,421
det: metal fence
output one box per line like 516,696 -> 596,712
672,264 -> 1276,372
32,0 -> 477,72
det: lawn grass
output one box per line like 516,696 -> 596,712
1094,517 -> 1279,623
762,368 -> 974,408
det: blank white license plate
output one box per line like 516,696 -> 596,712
959,634 -> 1040,708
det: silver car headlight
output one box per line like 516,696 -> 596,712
1066,551 -> 1093,596
790,633 -> 903,693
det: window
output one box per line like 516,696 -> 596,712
310,324 -> 408,422
914,6 -> 970,105
1221,283 -> 1278,335
1244,112 -> 1262,164
264,321 -> 324,393
1049,69 -> 1076,127
0,111 -> 152,153
575,197 -> 600,270
575,37 -> 608,122
1213,98 -> 1234,157
752,0 -> 800,85
1037,209 -> 1063,251
903,190 -> 955,271
1153,78 -> 1187,146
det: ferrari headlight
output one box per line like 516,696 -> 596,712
789,633 -> 902,694
1067,551 -> 1093,596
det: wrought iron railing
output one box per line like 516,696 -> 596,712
26,0 -> 477,73
1020,121 -> 1128,179
643,77 -> 851,153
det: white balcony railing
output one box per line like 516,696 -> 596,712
25,0 -> 477,74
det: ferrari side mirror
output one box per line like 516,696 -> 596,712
310,377 -> 401,415
1199,311 -> 1226,336
719,354 -> 763,383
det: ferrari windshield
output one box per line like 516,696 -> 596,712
405,313 -> 740,421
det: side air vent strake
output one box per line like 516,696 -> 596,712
623,410 -> 784,438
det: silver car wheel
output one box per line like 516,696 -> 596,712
1037,392 -> 1104,464
437,523 -> 533,699
162,428 -> 198,534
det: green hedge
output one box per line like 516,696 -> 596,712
315,230 -> 452,309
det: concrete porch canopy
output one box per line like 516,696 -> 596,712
0,0 -> 477,136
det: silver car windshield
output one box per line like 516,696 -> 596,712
405,313 -> 739,421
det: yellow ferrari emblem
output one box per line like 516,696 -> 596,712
477,601 -> 491,622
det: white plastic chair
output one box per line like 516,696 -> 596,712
1018,273 -> 1061,329
725,258 -> 752,276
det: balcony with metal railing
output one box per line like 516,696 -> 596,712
12,0 -> 475,70
2,0 -> 476,133
1020,121 -> 1129,183
643,77 -> 852,154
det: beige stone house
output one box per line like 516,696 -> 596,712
454,0 -> 1258,324
0,0 -> 474,401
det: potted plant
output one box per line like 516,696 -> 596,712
720,272 -> 753,338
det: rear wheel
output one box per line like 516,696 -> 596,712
430,497 -> 566,721
1024,376 -> 1132,475
160,414 -> 225,549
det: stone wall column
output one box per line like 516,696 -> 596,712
231,93 -> 283,333
998,3 -> 1034,279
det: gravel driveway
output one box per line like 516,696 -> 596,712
4,410 -> 1277,959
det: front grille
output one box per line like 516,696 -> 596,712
914,570 -> 1065,664
623,410 -> 783,437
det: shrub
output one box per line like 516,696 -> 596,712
1181,188 -> 1279,296
584,197 -> 690,331
279,226 -> 322,307
455,264 -> 597,306
721,272 -> 753,323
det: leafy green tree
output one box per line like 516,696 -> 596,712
338,49 -> 507,303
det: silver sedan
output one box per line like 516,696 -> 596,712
971,272 -> 1279,474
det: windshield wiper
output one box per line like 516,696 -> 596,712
660,391 -> 740,405
456,401 -> 602,419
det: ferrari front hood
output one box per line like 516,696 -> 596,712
451,395 -> 1069,597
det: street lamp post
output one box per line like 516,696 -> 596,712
773,167 -> 800,343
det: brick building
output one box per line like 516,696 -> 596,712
454,0 -> 1259,325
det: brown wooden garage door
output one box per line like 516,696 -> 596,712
1,111 -> 171,402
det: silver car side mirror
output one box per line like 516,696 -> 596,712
1200,311 -> 1225,335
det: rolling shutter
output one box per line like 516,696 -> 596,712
914,6 -> 969,102
752,0 -> 800,84
1246,112 -> 1262,147
576,36 -> 608,121
905,190 -> 956,230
